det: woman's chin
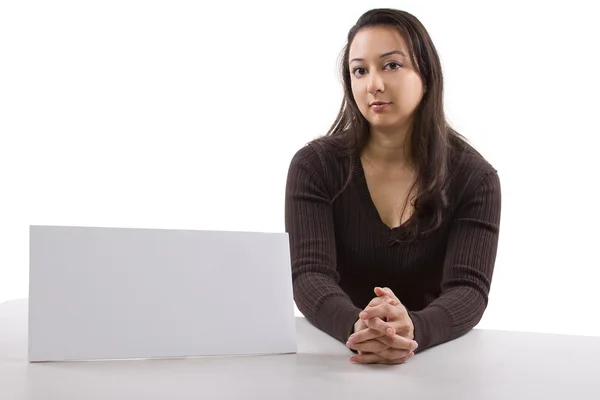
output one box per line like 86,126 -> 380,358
368,119 -> 401,132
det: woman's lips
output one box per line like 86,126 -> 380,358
370,102 -> 390,111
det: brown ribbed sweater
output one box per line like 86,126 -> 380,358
284,137 -> 501,353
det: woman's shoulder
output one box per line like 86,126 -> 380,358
446,136 -> 500,204
453,138 -> 496,173
289,132 -> 353,176
288,135 -> 353,200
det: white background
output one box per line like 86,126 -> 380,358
1,1 -> 599,336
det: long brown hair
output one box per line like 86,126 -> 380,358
314,8 -> 467,238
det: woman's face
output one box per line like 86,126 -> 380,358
348,26 -> 425,134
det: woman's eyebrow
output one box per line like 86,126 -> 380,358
350,50 -> 408,63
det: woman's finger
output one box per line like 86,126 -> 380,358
347,327 -> 383,345
374,286 -> 400,302
360,303 -> 396,323
350,350 -> 414,365
378,332 -> 419,352
365,315 -> 396,336
348,338 -> 389,353
376,346 -> 413,361
384,351 -> 415,365
367,295 -> 398,307
349,352 -> 386,364
348,329 -> 418,351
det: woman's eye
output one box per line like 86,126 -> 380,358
386,62 -> 402,70
353,67 -> 366,76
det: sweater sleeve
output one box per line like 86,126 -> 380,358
408,170 -> 502,352
284,145 -> 362,344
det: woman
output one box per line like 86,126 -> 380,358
284,8 -> 501,365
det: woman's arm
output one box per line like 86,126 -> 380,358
408,170 -> 502,352
284,145 -> 362,344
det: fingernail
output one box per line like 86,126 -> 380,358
359,311 -> 367,318
350,356 -> 358,362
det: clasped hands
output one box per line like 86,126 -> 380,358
346,287 -> 418,365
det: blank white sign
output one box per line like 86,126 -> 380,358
28,225 -> 297,362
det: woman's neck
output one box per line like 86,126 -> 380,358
362,127 -> 414,169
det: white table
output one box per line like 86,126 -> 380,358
1,299 -> 599,399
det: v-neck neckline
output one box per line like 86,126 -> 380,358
354,156 -> 416,245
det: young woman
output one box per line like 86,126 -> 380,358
285,8 -> 502,365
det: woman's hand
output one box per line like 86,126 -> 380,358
366,287 -> 415,339
350,301 -> 391,355
346,287 -> 418,364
